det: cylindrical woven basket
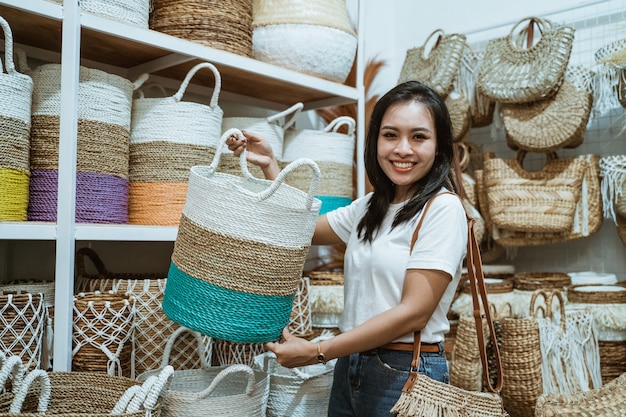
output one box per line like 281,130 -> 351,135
289,277 -> 313,338
514,272 -> 571,292
74,247 -> 212,376
129,63 -> 223,226
593,38 -> 626,113
212,339 -> 265,368
163,129 -> 321,343
0,17 -> 33,222
150,0 -> 253,57
307,271 -> 344,328
28,63 -> 133,223
48,0 -> 150,27
449,315 -> 489,392
253,351 -> 335,417
72,291 -> 135,377
0,292 -> 45,371
282,116 -> 355,215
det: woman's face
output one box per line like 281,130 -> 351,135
377,101 -> 437,203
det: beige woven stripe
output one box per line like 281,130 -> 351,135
130,141 -> 215,182
217,151 -> 264,179
172,215 -> 307,296
30,114 -> 59,170
280,160 -> 352,197
128,182 -> 187,226
0,117 -> 30,172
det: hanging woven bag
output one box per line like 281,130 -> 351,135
477,16 -> 575,104
600,155 -> 626,222
593,37 -> 626,114
128,62 -> 223,226
398,29 -> 467,98
0,17 -> 33,222
282,116 -> 355,214
163,128 -> 321,343
0,292 -> 45,371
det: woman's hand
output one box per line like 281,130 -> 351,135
226,130 -> 280,180
264,327 -> 320,368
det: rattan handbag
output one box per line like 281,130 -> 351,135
593,38 -> 626,113
163,129 -> 321,343
398,29 -> 467,97
391,193 -> 508,417
600,155 -> 626,222
477,17 -> 575,104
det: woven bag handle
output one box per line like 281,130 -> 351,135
196,364 -> 257,399
160,326 -> 211,369
75,247 -> 108,277
9,369 -> 50,414
267,102 -> 304,130
174,62 -> 221,108
136,82 -> 169,99
419,28 -> 444,60
515,150 -> 558,172
324,116 -> 356,137
508,16 -> 553,50
113,365 -> 174,414
545,290 -> 567,332
0,17 -> 17,75
0,355 -> 26,393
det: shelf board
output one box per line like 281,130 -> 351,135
75,224 -> 178,241
0,222 -> 57,240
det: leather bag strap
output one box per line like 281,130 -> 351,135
401,192 -> 504,394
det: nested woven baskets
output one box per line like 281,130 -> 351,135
129,63 -> 223,226
252,0 -> 357,83
0,17 -> 33,222
0,292 -> 45,371
74,247 -> 212,377
150,0 -> 253,57
163,129 -> 321,343
282,116 -> 355,215
72,291 -> 135,377
514,272 -> 571,292
28,63 -> 133,223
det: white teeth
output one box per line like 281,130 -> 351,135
392,162 -> 414,168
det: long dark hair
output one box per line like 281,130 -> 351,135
356,81 -> 458,243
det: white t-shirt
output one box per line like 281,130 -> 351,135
326,190 -> 468,343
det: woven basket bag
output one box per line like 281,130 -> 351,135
282,116 -> 355,215
163,129 -> 321,343
252,0 -> 357,83
446,92 -> 471,142
28,63 -> 133,223
129,62 -> 223,226
502,66 -> 593,152
477,16 -> 575,104
593,38 -> 626,113
0,17 -> 33,222
0,292 -> 45,371
288,277 -> 313,338
398,29 -> 467,97
48,0 -> 150,27
600,154 -> 626,222
74,247 -> 212,377
150,0 -> 253,57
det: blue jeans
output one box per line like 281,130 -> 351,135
327,344 -> 448,417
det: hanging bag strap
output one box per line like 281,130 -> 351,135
401,192 -> 503,395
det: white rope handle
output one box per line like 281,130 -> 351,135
0,16 -> 16,75
256,157 -> 321,210
160,326 -> 211,369
267,102 -> 304,130
136,82 -> 169,99
9,369 -> 51,414
142,365 -> 174,411
509,16 -> 553,49
419,28 -> 444,60
0,356 -> 26,393
173,62 -> 221,108
196,364 -> 257,399
324,115 -> 356,136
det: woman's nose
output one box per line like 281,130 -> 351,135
394,138 -> 413,155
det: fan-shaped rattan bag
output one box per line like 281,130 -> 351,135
398,29 -> 467,97
477,17 -> 575,104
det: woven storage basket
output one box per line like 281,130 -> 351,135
449,314 -> 490,392
150,0 -> 253,57
212,339 -> 265,368
502,66 -> 593,152
163,129 -> 321,343
282,116 -> 355,215
446,92 -> 471,142
307,271 -> 344,328
288,277 -> 313,338
129,63 -> 223,226
0,366 -> 172,417
0,17 -> 33,222
252,0 -> 356,83
28,63 -> 133,223
48,0 -> 150,27
398,29 -> 467,97
535,372 -> 626,417
593,38 -> 626,113
451,278 -> 514,318
219,102 -> 303,179
74,248 -> 212,377
599,154 -> 626,221
514,272 -> 571,292
0,292 -> 45,371
477,16 -> 575,104
254,351 -> 335,417
72,291 -> 135,377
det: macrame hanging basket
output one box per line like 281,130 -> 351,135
0,292 -> 45,371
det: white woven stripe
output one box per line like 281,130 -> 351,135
282,128 -> 355,164
31,64 -> 133,128
183,165 -> 320,247
82,0 -> 149,27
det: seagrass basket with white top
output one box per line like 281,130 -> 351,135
48,0 -> 150,27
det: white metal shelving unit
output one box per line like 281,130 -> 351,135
0,0 -> 365,371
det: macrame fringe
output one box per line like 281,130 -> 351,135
591,63 -> 623,116
308,285 -> 344,314
567,303 -> 626,330
392,392 -> 489,417
599,155 -> 626,223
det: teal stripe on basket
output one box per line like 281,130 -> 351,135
317,195 -> 352,215
163,262 -> 295,343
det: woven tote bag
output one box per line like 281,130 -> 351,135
74,248 -> 212,377
48,0 -> 150,27
398,29 -> 467,97
150,0 -> 253,57
0,17 -> 33,222
600,155 -> 626,222
593,38 -> 626,113
0,292 -> 45,371
219,102 -> 303,178
163,128 -> 321,343
458,47 -> 496,128
129,62 -> 223,226
252,0 -> 357,83
502,66 -> 593,152
445,91 -> 471,142
477,17 -> 575,104
28,63 -> 133,223
282,116 -> 355,215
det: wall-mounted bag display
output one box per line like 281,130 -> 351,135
163,129 -> 321,343
502,66 -> 593,152
398,29 -> 467,98
477,17 -> 575,104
